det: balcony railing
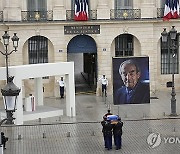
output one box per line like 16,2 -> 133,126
0,11 -> 3,22
66,10 -> 97,21
157,8 -> 180,18
110,9 -> 141,20
21,11 -> 53,21
1,8 -> 177,22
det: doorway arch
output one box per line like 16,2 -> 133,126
67,35 -> 97,93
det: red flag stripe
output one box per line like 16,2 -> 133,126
163,0 -> 179,21
74,0 -> 89,21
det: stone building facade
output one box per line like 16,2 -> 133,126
0,0 -> 179,98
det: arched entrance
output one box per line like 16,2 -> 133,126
67,35 -> 97,93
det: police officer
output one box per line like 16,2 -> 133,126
1,132 -> 8,149
113,117 -> 123,150
57,77 -> 65,98
99,75 -> 108,97
101,116 -> 107,148
103,109 -> 113,118
102,118 -> 113,150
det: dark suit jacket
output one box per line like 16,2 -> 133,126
114,82 -> 150,104
113,121 -> 123,135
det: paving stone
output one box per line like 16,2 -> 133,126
1,91 -> 180,154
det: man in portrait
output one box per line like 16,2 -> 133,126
114,59 -> 150,104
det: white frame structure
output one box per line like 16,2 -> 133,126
0,62 -> 75,125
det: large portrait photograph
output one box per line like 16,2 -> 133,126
113,57 -> 150,105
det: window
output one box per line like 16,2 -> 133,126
115,0 -> 133,9
161,36 -> 179,74
115,34 -> 133,57
27,0 -> 47,11
27,0 -> 47,20
28,36 -> 48,64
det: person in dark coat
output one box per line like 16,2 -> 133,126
101,116 -> 107,149
115,82 -> 149,104
103,109 -> 113,118
1,132 -> 8,149
114,59 -> 150,104
113,118 -> 123,150
102,119 -> 113,150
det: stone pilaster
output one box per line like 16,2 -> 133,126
53,6 -> 66,20
53,1 -> 66,20
97,0 -> 110,19
141,0 -> 156,18
3,0 -> 21,21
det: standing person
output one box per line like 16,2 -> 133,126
104,109 -> 113,118
101,110 -> 113,149
114,59 -> 150,104
101,116 -> 107,149
99,75 -> 108,97
113,117 -> 123,150
102,119 -> 113,150
57,77 -> 65,98
1,132 -> 8,149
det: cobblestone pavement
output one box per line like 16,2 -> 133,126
1,91 -> 180,154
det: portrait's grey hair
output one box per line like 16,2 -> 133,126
119,59 -> 140,75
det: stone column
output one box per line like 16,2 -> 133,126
65,72 -> 75,117
97,0 -> 110,19
13,76 -> 23,125
53,0 -> 66,20
34,78 -> 43,106
3,0 -> 21,21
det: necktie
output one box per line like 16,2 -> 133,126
126,89 -> 133,103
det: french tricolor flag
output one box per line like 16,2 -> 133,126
74,0 -> 89,21
173,0 -> 180,18
163,0 -> 179,21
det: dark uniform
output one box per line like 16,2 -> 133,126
58,77 -> 65,98
99,75 -> 108,97
101,119 -> 107,148
103,109 -> 113,118
102,120 -> 113,150
1,132 -> 8,149
113,120 -> 123,150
